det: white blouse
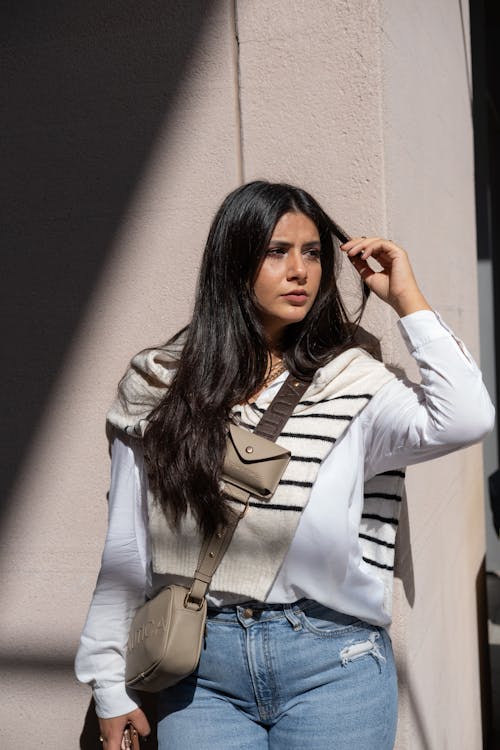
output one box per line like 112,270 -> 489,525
75,310 -> 495,718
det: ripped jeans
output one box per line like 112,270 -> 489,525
157,599 -> 398,750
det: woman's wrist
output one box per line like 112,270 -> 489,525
389,290 -> 432,318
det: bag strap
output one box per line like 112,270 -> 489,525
252,375 -> 309,441
185,372 -> 309,608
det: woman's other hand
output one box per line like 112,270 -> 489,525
340,237 -> 432,317
98,707 -> 151,749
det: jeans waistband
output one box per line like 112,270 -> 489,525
207,597 -> 315,615
205,598 -> 369,631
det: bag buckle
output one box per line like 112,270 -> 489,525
238,497 -> 251,519
184,590 -> 205,611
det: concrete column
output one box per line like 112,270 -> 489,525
237,0 -> 486,746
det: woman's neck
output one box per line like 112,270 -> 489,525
247,353 -> 286,404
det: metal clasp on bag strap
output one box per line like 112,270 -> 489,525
184,590 -> 205,611
238,495 -> 251,519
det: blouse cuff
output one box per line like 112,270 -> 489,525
93,683 -> 141,719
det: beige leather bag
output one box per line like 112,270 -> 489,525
221,423 -> 291,501
125,374 -> 308,693
125,584 -> 207,692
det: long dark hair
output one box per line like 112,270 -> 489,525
143,180 -> 366,536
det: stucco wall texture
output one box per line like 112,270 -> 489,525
1,1 -> 487,748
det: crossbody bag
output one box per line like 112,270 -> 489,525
125,373 -> 309,693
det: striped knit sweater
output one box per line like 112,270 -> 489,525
108,344 -> 405,614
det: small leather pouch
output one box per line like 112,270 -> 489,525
221,423 -> 291,501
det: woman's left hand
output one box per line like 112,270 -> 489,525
340,237 -> 432,318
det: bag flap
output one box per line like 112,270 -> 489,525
228,423 -> 290,464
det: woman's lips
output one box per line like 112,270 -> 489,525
282,292 -> 309,305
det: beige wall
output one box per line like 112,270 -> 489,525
382,2 -> 485,747
1,1 -> 487,747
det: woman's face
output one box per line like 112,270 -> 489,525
253,211 -> 322,346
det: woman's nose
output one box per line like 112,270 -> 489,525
287,251 -> 307,280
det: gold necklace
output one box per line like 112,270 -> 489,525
263,358 -> 286,387
247,358 -> 286,403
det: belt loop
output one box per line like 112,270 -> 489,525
284,603 -> 302,631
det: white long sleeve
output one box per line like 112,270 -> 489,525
75,438 -> 149,718
267,311 -> 494,616
362,310 -> 495,477
75,310 -> 494,716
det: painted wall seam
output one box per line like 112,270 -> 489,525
231,0 -> 244,184
375,0 -> 396,365
458,0 -> 473,107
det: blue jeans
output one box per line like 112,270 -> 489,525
157,599 -> 398,749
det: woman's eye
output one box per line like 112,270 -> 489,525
265,246 -> 321,259
305,248 -> 321,259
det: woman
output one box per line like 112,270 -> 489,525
75,181 -> 494,749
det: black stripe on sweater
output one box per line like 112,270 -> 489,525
362,556 -> 394,571
230,497 -> 303,512
289,456 -> 323,464
364,492 -> 402,502
288,413 -> 353,421
279,479 -> 314,488
253,393 -> 372,412
280,432 -> 337,443
377,469 -> 406,478
359,532 -> 395,549
250,502 -> 302,511
361,512 -> 399,526
299,394 -> 372,406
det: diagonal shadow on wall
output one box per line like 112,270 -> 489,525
1,0 -> 218,530
1,4 -> 220,744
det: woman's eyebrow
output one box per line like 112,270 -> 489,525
268,240 -> 321,246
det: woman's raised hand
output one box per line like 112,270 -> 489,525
340,237 -> 431,317
98,707 -> 151,749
